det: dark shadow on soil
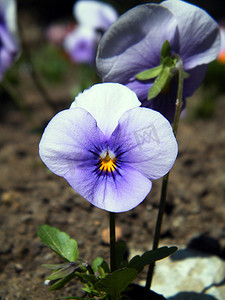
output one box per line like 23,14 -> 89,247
170,234 -> 223,261
168,292 -> 217,300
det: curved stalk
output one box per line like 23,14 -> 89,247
109,212 -> 116,272
145,55 -> 184,292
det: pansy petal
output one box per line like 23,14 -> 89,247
0,24 -> 17,52
74,0 -> 118,31
70,83 -> 141,138
0,0 -> 19,46
109,107 -> 178,180
141,84 -> 179,124
162,0 -> 220,69
96,4 -> 179,83
183,64 -> 208,97
39,108 -> 105,177
63,26 -> 96,64
64,162 -> 152,212
126,79 -> 152,102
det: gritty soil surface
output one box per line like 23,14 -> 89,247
1,12 -> 225,300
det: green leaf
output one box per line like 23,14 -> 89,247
92,257 -> 109,274
48,272 -> 76,291
147,66 -> 172,100
97,266 -> 106,278
127,255 -> 141,270
135,65 -> 162,81
161,40 -> 171,59
63,297 -> 90,300
96,268 -> 138,298
43,262 -> 78,270
76,273 -> 98,284
47,265 -> 77,281
115,240 -> 127,269
128,246 -> 177,272
38,225 -> 79,262
184,71 -> 190,78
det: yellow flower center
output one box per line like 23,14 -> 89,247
99,151 -> 116,172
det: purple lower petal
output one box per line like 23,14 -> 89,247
141,81 -> 179,124
126,79 -> 153,102
64,162 -> 152,212
183,64 -> 208,97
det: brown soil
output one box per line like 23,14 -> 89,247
0,13 -> 225,300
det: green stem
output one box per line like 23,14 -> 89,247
145,173 -> 169,291
172,54 -> 184,137
109,212 -> 116,272
145,55 -> 184,292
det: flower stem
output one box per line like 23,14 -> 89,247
109,212 -> 116,272
172,54 -> 184,137
145,55 -> 184,292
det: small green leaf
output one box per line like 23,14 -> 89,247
128,246 -> 177,272
135,65 -> 162,81
184,71 -> 190,78
96,268 -> 138,298
63,297 -> 90,300
43,262 -> 78,270
38,225 -> 79,262
97,266 -> 106,278
140,246 -> 177,266
92,257 -> 103,273
147,66 -> 171,100
127,255 -> 141,270
47,265 -> 77,281
116,240 -> 127,269
92,257 -> 109,274
161,40 -> 171,59
76,273 -> 98,284
48,272 -> 76,291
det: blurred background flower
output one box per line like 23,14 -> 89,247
63,0 -> 118,65
217,24 -> 225,63
0,0 -> 20,81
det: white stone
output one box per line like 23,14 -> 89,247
138,248 -> 225,300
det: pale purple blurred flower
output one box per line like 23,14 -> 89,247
218,25 -> 225,63
39,83 -> 178,213
96,0 -> 221,123
0,0 -> 20,81
74,0 -> 118,32
63,26 -> 97,64
63,0 -> 118,64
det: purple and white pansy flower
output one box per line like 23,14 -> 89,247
63,0 -> 118,64
96,0 -> 221,123
39,83 -> 178,213
0,0 -> 20,80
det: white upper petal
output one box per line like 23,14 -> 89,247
70,83 -> 141,138
73,0 -> 118,31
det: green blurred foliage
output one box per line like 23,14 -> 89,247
32,44 -> 70,84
